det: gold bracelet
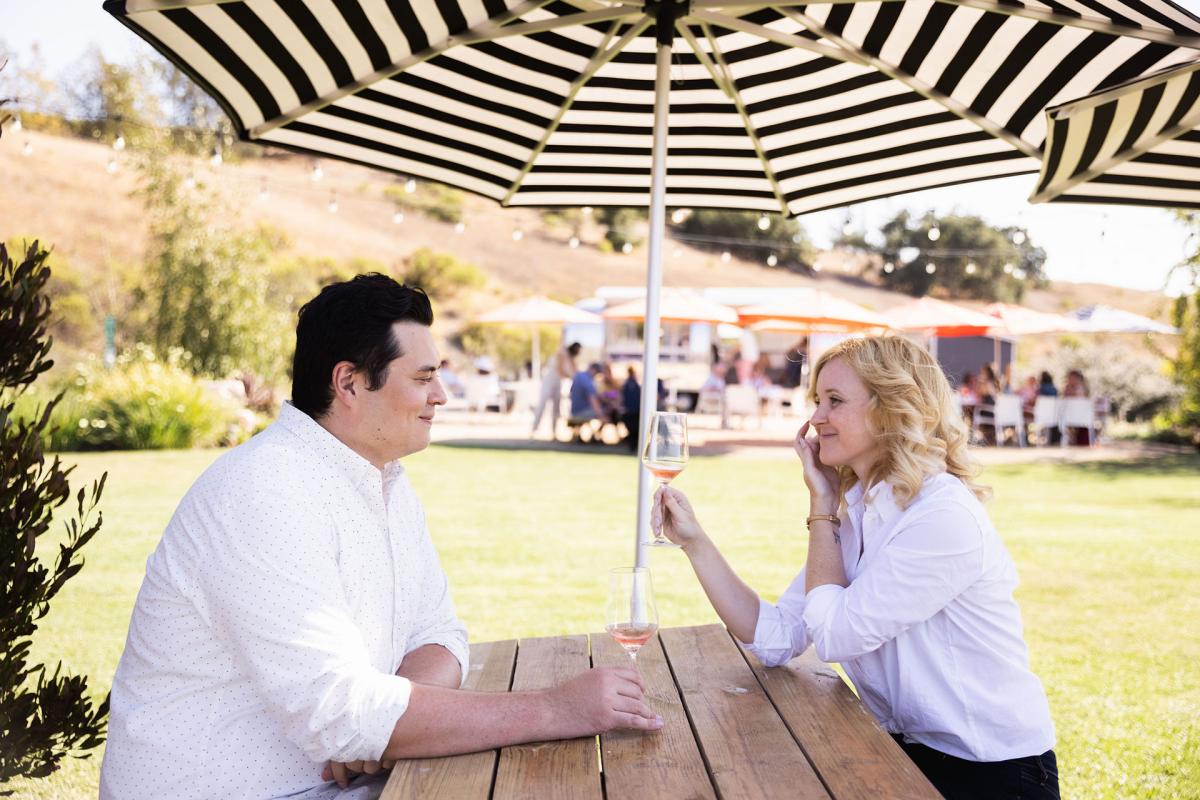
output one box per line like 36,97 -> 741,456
806,514 -> 840,529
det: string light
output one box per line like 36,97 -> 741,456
22,140 -> 33,156
393,211 -> 404,224
757,214 -> 770,231
883,262 -> 895,274
621,242 -> 633,254
670,208 -> 687,224
511,230 -> 523,241
766,253 -> 778,267
581,206 -> 593,216
965,262 -> 977,274
720,250 -> 731,262
1003,262 -> 1013,274
209,146 -> 223,168
1012,230 -> 1026,245
112,133 -> 126,151
11,115 -> 21,133
812,263 -> 822,272
183,171 -> 196,189
672,247 -> 683,259
454,221 -> 465,233
106,156 -> 119,174
568,236 -> 579,248
327,191 -> 338,214
258,178 -> 269,201
1014,268 -> 1027,279
311,162 -> 323,182
404,178 -> 417,194
927,226 -> 941,241
925,262 -> 936,274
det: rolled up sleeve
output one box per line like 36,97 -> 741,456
195,487 -> 413,764
744,569 -> 811,667
403,516 -> 469,687
802,504 -> 984,663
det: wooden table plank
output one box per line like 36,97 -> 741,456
742,648 -> 941,800
382,639 -> 518,800
492,635 -> 601,800
592,633 -> 717,800
659,625 -> 831,800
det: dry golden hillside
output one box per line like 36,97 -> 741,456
1,129 -> 1177,326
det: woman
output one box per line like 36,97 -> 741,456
653,336 -> 1057,800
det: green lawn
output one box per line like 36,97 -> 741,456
9,445 -> 1200,799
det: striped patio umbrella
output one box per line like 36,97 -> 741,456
1031,58 -> 1200,207
105,0 -> 1200,565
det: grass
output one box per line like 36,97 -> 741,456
7,445 -> 1200,799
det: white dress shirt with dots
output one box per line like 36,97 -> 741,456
100,402 -> 469,799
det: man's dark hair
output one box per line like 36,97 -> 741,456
291,273 -> 433,418
567,342 -> 582,356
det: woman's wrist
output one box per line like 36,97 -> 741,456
808,496 -> 838,517
680,531 -> 714,558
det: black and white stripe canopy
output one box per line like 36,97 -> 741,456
106,0 -> 1200,216
1032,56 -> 1200,206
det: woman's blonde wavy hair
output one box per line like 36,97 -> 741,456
807,335 -> 990,510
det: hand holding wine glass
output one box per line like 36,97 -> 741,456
642,412 -> 688,547
605,567 -> 659,668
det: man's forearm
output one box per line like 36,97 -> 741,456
396,643 -> 462,689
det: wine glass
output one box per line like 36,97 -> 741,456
642,411 -> 688,547
605,567 -> 658,667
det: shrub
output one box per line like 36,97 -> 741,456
19,345 -> 240,451
402,248 -> 485,302
457,323 -> 560,377
0,240 -> 108,789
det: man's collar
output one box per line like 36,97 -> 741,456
276,402 -> 404,490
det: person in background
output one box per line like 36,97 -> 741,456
652,335 -> 1058,800
531,342 -> 581,440
1017,375 -> 1039,418
569,362 -> 606,442
1037,371 -> 1058,397
1063,370 -> 1089,398
438,359 -> 464,399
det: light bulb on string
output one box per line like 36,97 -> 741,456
22,140 -> 33,157
568,236 -> 579,248
672,247 -> 683,259
792,233 -> 804,244
404,178 -> 417,194
1014,268 -> 1026,280
883,262 -> 895,274
311,162 -> 323,182
512,230 -> 523,241
927,226 -> 941,242
670,208 -> 687,224
1003,262 -> 1013,274
925,262 -> 936,274
720,251 -> 731,263
757,214 -> 770,231
112,133 -> 126,151
258,179 -> 270,201
454,221 -> 465,233
11,115 -> 21,133
581,206 -> 593,216
621,242 -> 633,254
812,263 -> 822,272
766,253 -> 778,267
965,262 -> 977,275
327,191 -> 339,214
184,171 -> 197,189
393,211 -> 404,224
209,146 -> 223,168
1012,230 -> 1026,245
106,156 -> 119,174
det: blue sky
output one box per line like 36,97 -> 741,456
3,0 -> 1198,295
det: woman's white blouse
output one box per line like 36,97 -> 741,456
747,473 -> 1055,762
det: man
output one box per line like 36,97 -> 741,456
100,275 -> 660,800
531,341 -> 581,440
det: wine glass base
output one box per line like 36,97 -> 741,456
648,539 -> 682,548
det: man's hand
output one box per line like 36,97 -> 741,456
321,758 -> 396,789
546,667 -> 663,738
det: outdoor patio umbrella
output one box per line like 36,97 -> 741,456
983,302 -> 1082,336
1068,303 -> 1182,333
105,0 -> 1200,567
601,291 -> 739,324
737,291 -> 890,332
1031,57 -> 1200,207
474,295 -> 602,374
885,295 -> 1001,358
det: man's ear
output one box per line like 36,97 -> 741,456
330,361 -> 360,409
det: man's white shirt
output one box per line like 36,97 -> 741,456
100,403 -> 468,800
747,472 -> 1055,762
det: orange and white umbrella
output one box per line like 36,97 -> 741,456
983,303 -> 1081,336
884,297 -> 1000,338
475,296 -> 601,373
738,290 -> 890,333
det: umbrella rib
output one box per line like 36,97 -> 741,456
247,0 -> 557,140
775,6 -> 1041,159
457,4 -> 646,44
690,9 -> 864,65
501,15 -> 653,205
691,21 -> 790,216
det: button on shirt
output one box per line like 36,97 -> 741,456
747,473 -> 1054,762
100,403 -> 469,800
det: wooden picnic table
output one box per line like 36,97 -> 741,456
382,623 -> 940,799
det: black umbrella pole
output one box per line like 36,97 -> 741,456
634,1 -> 683,568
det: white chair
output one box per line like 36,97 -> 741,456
1030,396 -> 1059,446
1059,397 -> 1097,446
723,384 -> 761,429
464,374 -> 501,415
991,395 -> 1026,447
695,387 -> 724,415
